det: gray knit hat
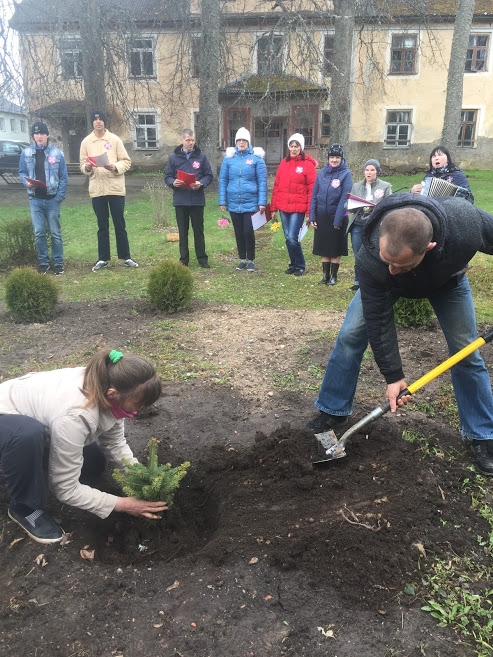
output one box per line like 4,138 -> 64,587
364,159 -> 381,173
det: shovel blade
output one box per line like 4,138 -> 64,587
313,430 -> 347,463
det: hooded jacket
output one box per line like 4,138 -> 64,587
356,193 -> 493,384
270,154 -> 318,215
164,145 -> 214,207
309,159 -> 353,227
218,144 -> 267,213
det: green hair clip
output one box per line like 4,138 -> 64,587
108,349 -> 123,363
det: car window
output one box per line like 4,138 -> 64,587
3,142 -> 22,154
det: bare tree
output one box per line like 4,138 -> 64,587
197,0 -> 220,167
330,0 -> 356,148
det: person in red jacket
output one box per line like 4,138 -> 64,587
270,133 -> 317,276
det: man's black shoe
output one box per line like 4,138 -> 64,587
8,507 -> 64,544
305,412 -> 349,433
470,440 -> 493,476
284,267 -> 296,274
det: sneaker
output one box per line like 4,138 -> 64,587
470,440 -> 493,476
247,261 -> 256,272
54,265 -> 64,275
284,267 -> 296,275
236,260 -> 248,270
8,507 -> 64,544
305,411 -> 349,433
293,269 -> 305,277
37,264 -> 50,274
92,260 -> 108,272
124,258 -> 139,268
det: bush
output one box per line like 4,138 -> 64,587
147,259 -> 193,312
394,297 -> 434,328
0,216 -> 37,269
5,267 -> 59,323
143,180 -> 175,229
112,438 -> 190,506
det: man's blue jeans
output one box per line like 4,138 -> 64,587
29,198 -> 64,267
280,211 -> 306,271
315,275 -> 493,440
349,224 -> 363,284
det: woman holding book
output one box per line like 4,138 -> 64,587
410,146 -> 474,202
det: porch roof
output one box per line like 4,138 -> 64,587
219,74 -> 328,99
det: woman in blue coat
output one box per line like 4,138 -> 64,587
410,145 -> 474,202
309,143 -> 353,285
219,127 -> 267,272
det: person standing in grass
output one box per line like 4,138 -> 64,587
164,129 -> 213,268
270,133 -> 317,277
219,127 -> 267,273
80,110 -> 139,272
19,121 -> 68,276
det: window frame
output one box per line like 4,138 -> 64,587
321,111 -> 330,139
0,118 -> 4,131
465,34 -> 489,72
59,38 -> 84,80
256,33 -> 284,76
457,109 -> 478,148
133,112 -> 158,149
129,37 -> 156,79
190,35 -> 201,78
384,110 -> 413,148
291,105 -> 318,147
389,33 -> 418,75
323,34 -> 334,77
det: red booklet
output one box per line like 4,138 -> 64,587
25,177 -> 48,189
177,170 -> 196,188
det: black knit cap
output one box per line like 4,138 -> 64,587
91,110 -> 107,125
328,143 -> 344,158
31,121 -> 49,136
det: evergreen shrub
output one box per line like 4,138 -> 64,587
147,259 -> 193,312
394,297 -> 434,328
5,267 -> 58,323
0,217 -> 37,269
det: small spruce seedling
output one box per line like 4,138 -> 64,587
113,438 -> 190,506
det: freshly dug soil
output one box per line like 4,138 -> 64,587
1,297 -> 491,657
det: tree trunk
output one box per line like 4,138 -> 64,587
80,0 -> 107,129
197,0 -> 221,173
441,0 -> 475,149
330,0 -> 356,152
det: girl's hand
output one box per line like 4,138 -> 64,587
220,205 -> 226,212
259,205 -> 266,214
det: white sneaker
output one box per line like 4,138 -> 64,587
124,258 -> 139,268
92,260 -> 108,272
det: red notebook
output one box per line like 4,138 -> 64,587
25,177 -> 48,188
177,170 -> 196,188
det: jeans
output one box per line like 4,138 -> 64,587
315,276 -> 493,440
175,206 -> 208,266
29,198 -> 64,267
92,195 -> 131,261
349,224 -> 363,283
280,211 -> 306,271
230,211 -> 255,261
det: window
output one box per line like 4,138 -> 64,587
10,119 -> 15,131
321,112 -> 330,138
293,106 -> 316,147
191,37 -> 200,78
323,35 -> 334,76
257,35 -> 283,75
20,120 -> 26,132
457,110 -> 477,147
465,35 -> 489,72
385,110 -> 412,147
60,39 -> 83,79
130,39 -> 155,78
134,113 -> 157,148
227,109 -> 248,146
390,34 -> 417,74
0,118 -> 4,131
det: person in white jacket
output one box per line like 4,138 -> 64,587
0,349 -> 166,543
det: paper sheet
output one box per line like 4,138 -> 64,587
87,152 -> 110,167
251,211 -> 267,230
298,223 -> 308,242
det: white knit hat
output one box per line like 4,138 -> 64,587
235,127 -> 251,144
288,133 -> 305,151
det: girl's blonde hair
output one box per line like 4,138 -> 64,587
82,349 -> 162,412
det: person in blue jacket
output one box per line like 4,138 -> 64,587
309,143 -> 353,285
219,127 -> 267,272
410,145 -> 474,203
19,121 -> 68,275
164,129 -> 214,268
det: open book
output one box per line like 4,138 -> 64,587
347,193 -> 376,211
86,152 -> 110,167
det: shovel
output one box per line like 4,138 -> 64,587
313,326 -> 493,464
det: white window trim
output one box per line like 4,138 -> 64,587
132,110 -> 160,150
383,108 -> 413,149
387,29 -> 420,77
128,35 -> 157,80
254,31 -> 285,75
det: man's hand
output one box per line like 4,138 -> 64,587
114,496 -> 168,520
85,164 -> 93,173
173,179 -> 185,187
386,380 -> 412,412
104,164 -> 117,172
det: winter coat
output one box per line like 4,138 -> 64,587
0,367 -> 137,519
19,143 -> 68,202
164,145 -> 214,207
349,178 -> 392,227
309,160 -> 353,227
270,154 -> 318,215
356,193 -> 493,384
79,130 -> 131,198
218,145 -> 267,213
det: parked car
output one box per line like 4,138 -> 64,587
0,139 -> 29,174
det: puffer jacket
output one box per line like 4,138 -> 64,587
218,145 -> 267,213
270,154 -> 318,215
356,192 -> 493,383
309,159 -> 353,227
164,145 -> 214,207
79,130 -> 131,198
19,143 -> 68,201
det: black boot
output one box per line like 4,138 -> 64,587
328,263 -> 339,285
319,262 -> 330,285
